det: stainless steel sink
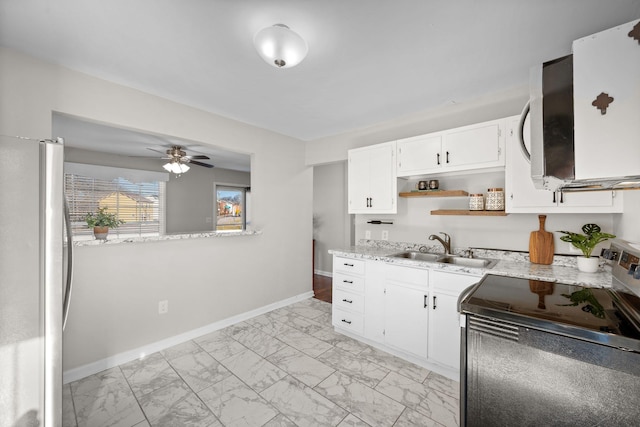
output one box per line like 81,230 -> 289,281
437,256 -> 497,268
388,251 -> 441,262
388,251 -> 497,269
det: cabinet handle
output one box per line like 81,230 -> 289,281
433,295 -> 437,309
560,192 -> 564,204
424,295 -> 428,308
552,192 -> 556,203
341,319 -> 352,325
343,263 -> 354,267
343,279 -> 353,284
369,197 -> 373,207
342,298 -> 353,304
436,153 -> 440,165
446,151 -> 450,163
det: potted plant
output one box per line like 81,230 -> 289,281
558,223 -> 615,273
84,207 -> 124,240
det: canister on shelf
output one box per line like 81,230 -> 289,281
485,188 -> 505,211
469,194 -> 484,211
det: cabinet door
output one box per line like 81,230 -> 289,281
385,283 -> 428,358
442,120 -> 503,171
573,19 -> 640,180
396,134 -> 442,176
505,116 -> 622,213
427,292 -> 461,369
368,143 -> 396,212
429,271 -> 479,369
348,149 -> 371,213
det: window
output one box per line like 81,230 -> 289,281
215,184 -> 250,232
64,163 -> 168,240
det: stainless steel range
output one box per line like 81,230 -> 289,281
459,239 -> 640,427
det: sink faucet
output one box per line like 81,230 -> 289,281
429,232 -> 451,255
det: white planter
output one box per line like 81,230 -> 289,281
577,257 -> 599,273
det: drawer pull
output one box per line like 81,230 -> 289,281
341,319 -> 352,325
343,263 -> 354,267
342,298 -> 353,304
343,280 -> 353,284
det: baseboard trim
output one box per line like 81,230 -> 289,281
63,291 -> 314,384
314,269 -> 332,277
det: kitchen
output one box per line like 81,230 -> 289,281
2,2 -> 640,427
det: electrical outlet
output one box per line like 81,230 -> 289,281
365,230 -> 371,239
158,300 -> 168,314
381,230 -> 389,241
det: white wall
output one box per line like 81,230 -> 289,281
313,162 -> 352,275
0,47 -> 313,371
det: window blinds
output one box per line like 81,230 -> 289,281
64,163 -> 167,239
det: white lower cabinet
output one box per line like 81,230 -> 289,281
384,264 -> 429,358
332,255 -> 481,378
332,257 -> 366,335
428,271 -> 481,369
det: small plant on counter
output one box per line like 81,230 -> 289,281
84,207 -> 124,228
557,223 -> 615,258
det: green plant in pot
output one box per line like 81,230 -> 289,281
558,223 -> 615,273
84,207 -> 124,240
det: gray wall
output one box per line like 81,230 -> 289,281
0,47 -> 313,371
313,162 -> 351,275
166,165 -> 250,233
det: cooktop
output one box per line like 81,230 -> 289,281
460,274 -> 640,351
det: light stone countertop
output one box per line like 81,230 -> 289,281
329,240 -> 612,288
73,229 -> 261,247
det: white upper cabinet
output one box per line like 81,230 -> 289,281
396,134 -> 442,175
505,115 -> 623,213
573,19 -> 640,180
348,141 -> 397,214
396,118 -> 506,177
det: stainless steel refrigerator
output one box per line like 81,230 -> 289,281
0,135 -> 71,427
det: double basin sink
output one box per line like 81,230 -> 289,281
388,251 -> 497,269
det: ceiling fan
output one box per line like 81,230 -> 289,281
145,145 -> 214,174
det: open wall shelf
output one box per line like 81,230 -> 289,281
399,190 -> 469,198
430,209 -> 508,216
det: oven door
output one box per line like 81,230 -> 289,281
464,315 -> 640,427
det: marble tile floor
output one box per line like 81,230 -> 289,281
63,298 -> 460,427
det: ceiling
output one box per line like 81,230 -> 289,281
2,1 -> 640,144
52,113 -> 251,172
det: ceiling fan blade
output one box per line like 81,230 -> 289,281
187,155 -> 210,160
190,160 -> 214,168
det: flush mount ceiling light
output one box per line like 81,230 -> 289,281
254,24 -> 308,68
163,159 -> 190,175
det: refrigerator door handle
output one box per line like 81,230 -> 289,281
63,196 -> 73,331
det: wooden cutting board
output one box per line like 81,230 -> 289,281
529,215 -> 554,265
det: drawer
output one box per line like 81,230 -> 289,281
332,308 -> 364,335
334,257 -> 366,275
333,272 -> 365,294
333,288 -> 364,313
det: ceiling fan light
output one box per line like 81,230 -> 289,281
254,24 -> 308,68
163,162 -> 173,172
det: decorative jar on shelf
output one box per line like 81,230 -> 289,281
469,194 -> 484,211
485,188 -> 505,211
